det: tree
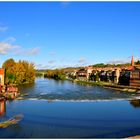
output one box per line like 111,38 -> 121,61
44,69 -> 66,80
135,60 -> 140,65
2,58 -> 15,70
93,63 -> 107,68
2,59 -> 35,84
2,58 -> 16,84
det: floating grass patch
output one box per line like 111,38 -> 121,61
20,93 -> 29,97
0,114 -> 23,128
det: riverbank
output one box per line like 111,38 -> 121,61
0,85 -> 20,100
72,80 -> 140,94
127,135 -> 140,139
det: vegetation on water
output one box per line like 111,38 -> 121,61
44,69 -> 66,80
20,93 -> 29,97
0,114 -> 23,128
2,58 -> 36,85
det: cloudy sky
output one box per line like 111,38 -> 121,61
0,2 -> 140,69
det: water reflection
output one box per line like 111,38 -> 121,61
130,99 -> 140,108
18,83 -> 35,95
18,82 -> 35,90
0,98 -> 6,115
18,78 -> 134,101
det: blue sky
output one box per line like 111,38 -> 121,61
0,2 -> 140,69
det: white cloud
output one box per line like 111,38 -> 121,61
0,42 -> 20,55
107,58 -> 130,65
35,64 -> 48,69
35,63 -> 57,70
27,47 -> 40,56
0,37 -> 20,55
14,47 -> 40,56
48,60 -> 55,64
3,37 -> 16,43
0,37 -> 40,56
78,57 -> 87,63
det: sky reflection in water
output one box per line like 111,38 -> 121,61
18,78 -> 135,101
0,78 -> 140,138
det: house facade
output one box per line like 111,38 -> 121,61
76,66 -> 93,81
0,69 -> 5,86
74,55 -> 140,86
76,68 -> 88,81
130,66 -> 140,87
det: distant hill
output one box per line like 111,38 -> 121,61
36,63 -> 133,73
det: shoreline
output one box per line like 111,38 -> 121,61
103,84 -> 140,93
127,135 -> 140,139
15,96 -> 140,102
72,80 -> 140,94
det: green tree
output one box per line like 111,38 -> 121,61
93,63 -> 107,68
44,69 -> 66,80
135,60 -> 140,65
2,58 -> 16,84
2,59 -> 35,84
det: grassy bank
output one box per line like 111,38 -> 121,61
72,80 -> 140,94
127,135 -> 140,139
73,80 -> 112,86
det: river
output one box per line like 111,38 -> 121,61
19,77 -> 135,101
0,77 -> 140,138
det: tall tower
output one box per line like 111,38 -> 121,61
131,56 -> 134,66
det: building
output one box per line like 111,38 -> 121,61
131,55 -> 135,66
129,55 -> 140,87
130,66 -> 140,87
76,66 -> 93,81
114,68 -> 121,83
75,55 -> 140,85
76,68 -> 88,81
0,69 -> 5,86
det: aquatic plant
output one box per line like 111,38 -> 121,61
0,114 -> 23,128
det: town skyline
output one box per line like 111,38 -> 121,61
0,2 -> 140,69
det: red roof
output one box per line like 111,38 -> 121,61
85,66 -> 93,70
7,87 -> 18,92
127,66 -> 135,71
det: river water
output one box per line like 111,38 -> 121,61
0,77 -> 140,138
19,77 -> 135,101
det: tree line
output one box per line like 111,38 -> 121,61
2,58 -> 36,85
93,60 -> 140,68
44,69 -> 66,80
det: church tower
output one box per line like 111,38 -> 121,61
131,56 -> 134,66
